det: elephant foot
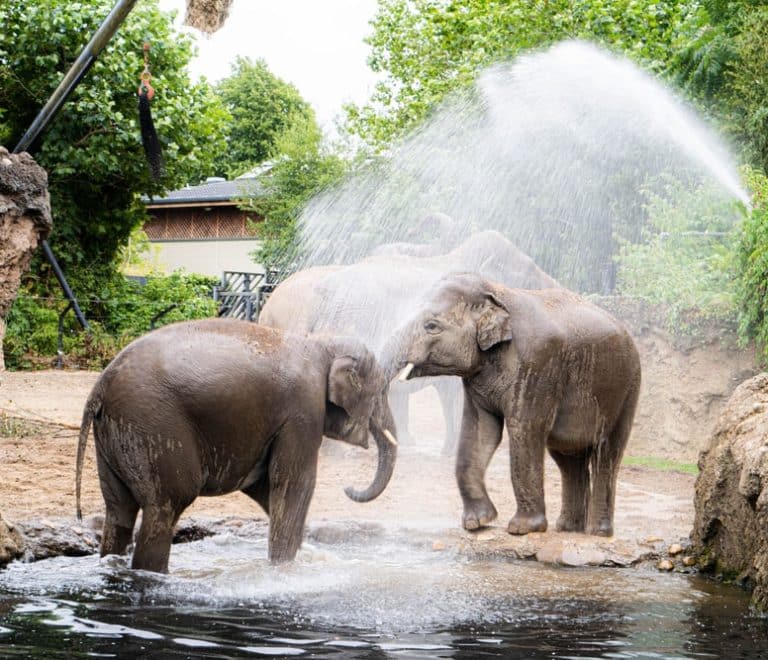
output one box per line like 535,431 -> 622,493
462,500 -> 498,531
507,513 -> 547,535
587,520 -> 613,537
555,514 -> 586,533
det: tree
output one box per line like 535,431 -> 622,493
0,0 -> 229,288
215,57 -> 317,177
346,0 -> 697,147
243,116 -> 347,270
673,1 -> 768,172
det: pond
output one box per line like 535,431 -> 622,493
0,532 -> 765,658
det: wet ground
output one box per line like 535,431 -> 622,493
0,370 -> 694,568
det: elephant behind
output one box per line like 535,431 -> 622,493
75,318 -> 397,572
260,230 -> 559,451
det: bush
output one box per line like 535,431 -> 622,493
3,271 -> 218,370
614,176 -> 741,333
735,167 -> 768,362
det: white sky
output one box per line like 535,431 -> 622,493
158,0 -> 381,130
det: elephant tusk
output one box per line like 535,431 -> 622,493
383,429 -> 398,447
398,362 -> 414,382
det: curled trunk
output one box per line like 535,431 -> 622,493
345,403 -> 398,502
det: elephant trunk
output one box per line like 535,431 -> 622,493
345,400 -> 398,502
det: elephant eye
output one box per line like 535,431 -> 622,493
424,320 -> 442,334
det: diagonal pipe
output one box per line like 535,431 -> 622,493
13,0 -> 142,331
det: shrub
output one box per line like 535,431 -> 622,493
614,176 -> 741,333
4,271 -> 218,370
735,167 -> 768,362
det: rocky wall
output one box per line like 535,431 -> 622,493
0,147 -> 52,370
691,373 -> 768,609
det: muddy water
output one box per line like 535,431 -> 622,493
0,532 -> 765,658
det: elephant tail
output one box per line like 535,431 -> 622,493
76,389 -> 102,521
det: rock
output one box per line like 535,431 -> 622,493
668,543 -> 684,556
682,555 -> 696,567
691,373 -> 768,609
432,540 -> 446,551
16,518 -> 98,560
657,559 -> 674,571
0,149 -> 51,371
0,513 -> 24,567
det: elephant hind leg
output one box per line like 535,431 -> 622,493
242,476 -> 270,515
97,457 -> 139,558
131,501 -> 188,573
587,384 -> 640,537
549,448 -> 591,532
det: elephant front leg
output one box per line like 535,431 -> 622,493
267,430 -> 319,563
456,393 -> 503,531
507,420 -> 549,535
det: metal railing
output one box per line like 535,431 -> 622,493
213,269 -> 280,321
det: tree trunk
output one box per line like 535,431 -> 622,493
0,147 -> 52,371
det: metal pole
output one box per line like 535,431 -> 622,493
13,0 -> 140,154
12,0 -> 140,331
41,240 -> 90,330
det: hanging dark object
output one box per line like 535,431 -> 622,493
138,41 -> 163,179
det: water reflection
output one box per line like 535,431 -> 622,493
0,534 -> 764,658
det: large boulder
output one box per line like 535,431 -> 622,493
0,514 -> 24,567
0,147 -> 52,370
692,372 -> 768,608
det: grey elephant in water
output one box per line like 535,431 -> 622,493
395,273 -> 640,537
75,318 -> 397,572
260,230 -> 559,453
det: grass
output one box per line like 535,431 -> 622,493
622,455 -> 699,475
0,413 -> 36,439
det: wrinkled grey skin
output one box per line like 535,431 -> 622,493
260,230 -> 559,453
397,273 -> 641,537
75,318 -> 397,572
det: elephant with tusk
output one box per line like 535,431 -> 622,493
395,272 -> 640,537
75,318 -> 397,572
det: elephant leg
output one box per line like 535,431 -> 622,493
437,378 -> 463,456
388,385 -> 412,445
96,453 -> 139,557
588,385 -> 640,537
131,500 -> 189,573
507,420 -> 549,535
456,393 -> 503,531
549,448 -> 591,532
267,428 -> 319,563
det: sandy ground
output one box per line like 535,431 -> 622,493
0,370 -> 696,564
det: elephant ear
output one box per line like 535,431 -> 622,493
328,356 -> 363,416
476,295 -> 513,351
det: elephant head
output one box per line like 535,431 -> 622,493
394,272 -> 513,381
323,337 -> 398,503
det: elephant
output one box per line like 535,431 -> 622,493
75,318 -> 397,572
259,230 -> 559,453
395,273 -> 641,537
368,211 -> 461,258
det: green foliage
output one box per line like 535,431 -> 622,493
673,2 -> 768,172
348,0 -> 697,146
4,272 -> 217,370
243,116 -> 347,270
615,176 -> 740,331
0,0 -> 229,283
734,167 -> 768,361
215,57 -> 317,177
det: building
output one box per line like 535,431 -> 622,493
142,176 -> 263,277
